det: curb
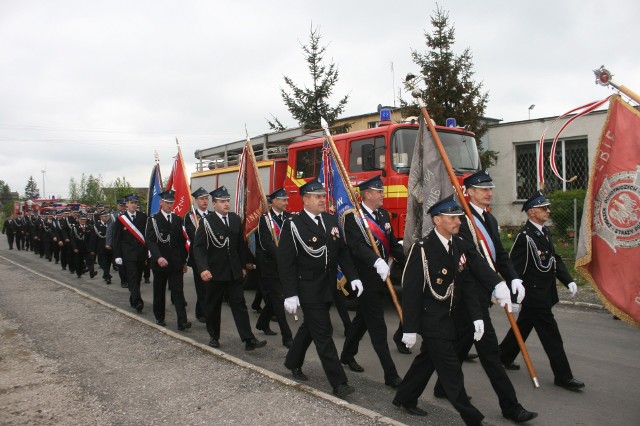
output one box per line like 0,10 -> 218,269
0,254 -> 404,426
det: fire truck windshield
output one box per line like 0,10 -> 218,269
391,128 -> 480,174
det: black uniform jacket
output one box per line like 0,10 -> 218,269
278,211 -> 359,304
402,230 -> 501,340
256,209 -> 291,279
458,209 -> 518,305
193,211 -> 247,282
343,205 -> 405,293
70,224 -> 93,253
184,210 -> 207,268
510,221 -> 573,308
145,212 -> 188,272
113,211 -> 149,262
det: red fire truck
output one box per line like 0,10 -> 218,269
191,114 -> 480,239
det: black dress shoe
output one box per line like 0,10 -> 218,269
90,271 -> 98,278
156,320 -> 167,326
503,361 -> 521,370
333,383 -> 355,398
178,321 -> 192,331
341,359 -> 364,372
258,327 -> 277,336
291,367 -> 308,381
503,407 -> 538,423
196,316 -> 206,323
135,302 -> 143,313
282,338 -> 293,348
395,341 -> 412,355
554,377 -> 585,391
121,282 -> 128,288
252,306 -> 263,313
208,338 -> 220,348
245,338 -> 267,351
105,279 -> 111,285
384,376 -> 402,388
392,399 -> 428,416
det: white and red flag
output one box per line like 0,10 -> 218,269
235,138 -> 267,238
576,95 -> 640,327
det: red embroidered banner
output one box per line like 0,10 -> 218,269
576,95 -> 640,327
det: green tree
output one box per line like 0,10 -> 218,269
103,177 -> 133,206
69,177 -> 80,201
0,180 -> 14,217
24,176 -> 40,199
268,24 -> 349,132
81,174 -> 105,206
403,6 -> 498,168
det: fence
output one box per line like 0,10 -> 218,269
493,198 -> 584,262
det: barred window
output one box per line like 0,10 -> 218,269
515,138 -> 588,199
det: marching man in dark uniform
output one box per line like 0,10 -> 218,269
339,175 -> 404,388
255,188 -> 293,347
113,194 -> 148,312
39,211 -> 55,261
70,214 -> 98,279
184,187 -> 210,323
145,190 -> 191,330
91,210 -> 113,284
2,214 -> 16,250
392,195 -> 496,425
106,199 -> 128,288
14,212 -> 24,250
433,171 -> 537,423
193,186 -> 266,351
500,191 -> 585,391
278,178 -> 363,398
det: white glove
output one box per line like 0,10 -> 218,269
373,258 -> 390,281
401,333 -> 417,349
511,278 -> 525,303
284,296 -> 300,314
494,281 -> 512,312
114,257 -> 123,265
473,320 -> 485,341
511,303 -> 521,314
568,282 -> 578,297
350,279 -> 364,297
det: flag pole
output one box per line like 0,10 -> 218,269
594,66 -> 640,104
408,81 -> 539,388
321,119 -> 403,324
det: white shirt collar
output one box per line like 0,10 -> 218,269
434,229 -> 453,252
528,219 -> 544,233
304,209 -> 322,223
361,203 -> 375,217
215,211 -> 227,221
469,202 -> 485,217
197,209 -> 208,216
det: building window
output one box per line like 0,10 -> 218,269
515,138 -> 588,199
349,137 -> 385,172
367,121 -> 378,129
295,146 -> 322,179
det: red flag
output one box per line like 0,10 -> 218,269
166,143 -> 192,217
576,95 -> 640,327
235,140 -> 267,238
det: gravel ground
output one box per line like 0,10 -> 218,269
0,256 -> 396,425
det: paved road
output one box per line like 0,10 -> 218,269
1,242 -> 639,425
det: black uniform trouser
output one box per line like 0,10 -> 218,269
74,250 -> 95,277
15,232 -> 23,250
53,240 -> 60,261
256,277 -> 292,341
42,240 -> 53,260
153,268 -> 187,324
251,286 -> 263,310
66,243 -> 76,272
124,259 -> 144,308
23,232 -> 30,250
333,287 -> 351,334
191,268 -> 206,318
341,288 -> 398,380
5,233 -> 14,249
395,336 -> 484,426
204,278 -> 254,341
116,261 -> 128,285
500,303 -> 573,381
435,305 -> 521,416
285,301 -> 348,389
97,248 -> 113,280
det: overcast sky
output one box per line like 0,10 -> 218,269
1,0 -> 638,199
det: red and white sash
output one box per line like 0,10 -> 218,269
118,214 -> 146,248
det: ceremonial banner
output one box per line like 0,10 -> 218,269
576,95 -> 640,327
166,143 -> 192,217
235,141 -> 265,238
403,117 -> 454,253
318,139 -> 356,223
147,163 -> 162,216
